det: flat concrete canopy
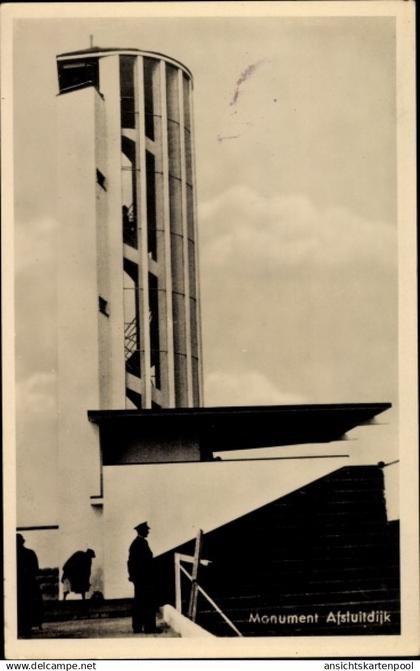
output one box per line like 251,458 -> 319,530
88,403 -> 391,453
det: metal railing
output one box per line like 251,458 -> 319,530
124,317 -> 138,361
174,548 -> 242,637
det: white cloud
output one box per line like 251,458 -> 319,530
205,369 -> 308,407
198,185 -> 396,272
199,184 -> 397,406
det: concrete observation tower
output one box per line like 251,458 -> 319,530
57,46 -> 202,414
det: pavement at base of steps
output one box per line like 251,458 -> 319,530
30,615 -> 180,639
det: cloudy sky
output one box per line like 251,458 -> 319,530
13,12 -> 398,522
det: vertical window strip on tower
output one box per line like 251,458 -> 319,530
143,58 -> 156,141
120,55 -> 136,129
121,136 -> 139,249
148,273 -> 161,390
146,151 -> 158,260
120,55 -> 143,409
123,264 -> 142,380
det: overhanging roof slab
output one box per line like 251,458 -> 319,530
87,403 -> 391,452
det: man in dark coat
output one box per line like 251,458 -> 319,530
62,548 -> 96,600
128,522 -> 160,634
16,534 -> 43,637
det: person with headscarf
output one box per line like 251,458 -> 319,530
61,548 -> 96,600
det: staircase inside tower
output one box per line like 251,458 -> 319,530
155,465 -> 400,636
124,316 -> 140,375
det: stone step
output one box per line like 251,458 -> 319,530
198,587 -> 400,609
31,614 -> 180,639
41,598 -> 133,622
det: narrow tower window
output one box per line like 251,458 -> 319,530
148,273 -> 161,390
98,296 -> 109,317
143,58 -> 156,140
146,151 -> 157,260
96,169 -> 107,190
120,56 -> 136,129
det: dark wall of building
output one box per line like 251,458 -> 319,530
155,465 -> 400,637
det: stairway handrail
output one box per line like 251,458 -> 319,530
179,562 -> 242,637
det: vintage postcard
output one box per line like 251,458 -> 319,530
1,0 -> 418,660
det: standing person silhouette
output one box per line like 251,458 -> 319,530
16,534 -> 42,637
127,522 -> 161,634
